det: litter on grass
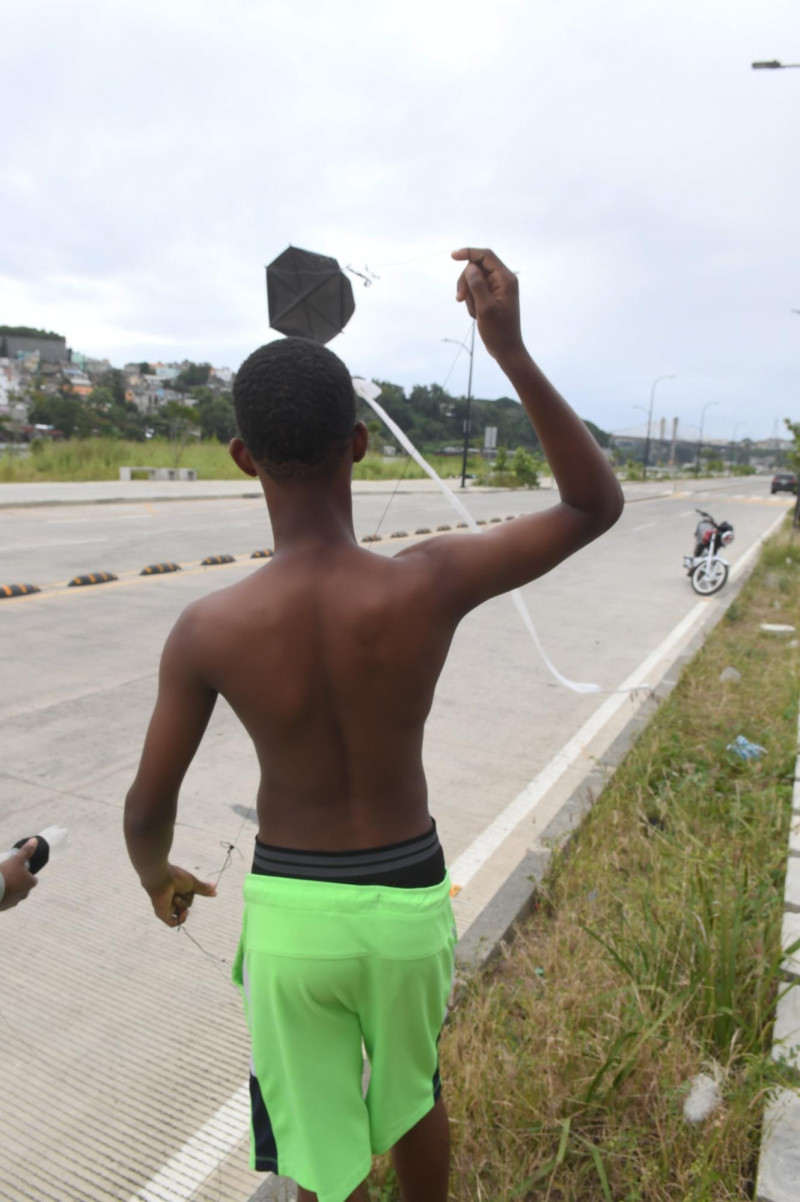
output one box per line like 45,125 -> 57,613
726,735 -> 767,761
719,666 -> 742,683
683,1073 -> 723,1124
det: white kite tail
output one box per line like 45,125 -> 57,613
353,378 -> 607,695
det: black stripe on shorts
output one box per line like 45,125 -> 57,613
251,820 -> 446,888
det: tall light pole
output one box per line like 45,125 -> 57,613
696,401 -> 720,475
642,375 -> 676,477
443,321 -> 476,489
730,420 -> 747,469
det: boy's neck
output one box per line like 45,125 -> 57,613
264,470 -> 358,553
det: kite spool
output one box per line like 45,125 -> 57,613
0,825 -> 69,872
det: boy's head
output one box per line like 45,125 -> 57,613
233,337 -> 357,480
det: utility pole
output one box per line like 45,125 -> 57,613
696,401 -> 720,475
643,375 -> 676,477
669,416 -> 679,468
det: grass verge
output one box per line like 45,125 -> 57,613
0,440 -> 485,483
371,523 -> 800,1201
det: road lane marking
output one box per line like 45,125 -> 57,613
126,1083 -> 250,1202
632,521 -> 656,533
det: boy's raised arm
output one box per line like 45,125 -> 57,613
405,247 -> 623,613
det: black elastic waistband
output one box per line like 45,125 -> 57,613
251,821 -> 445,888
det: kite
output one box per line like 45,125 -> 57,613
266,246 -> 355,344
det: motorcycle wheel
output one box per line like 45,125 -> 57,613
691,558 -> 728,596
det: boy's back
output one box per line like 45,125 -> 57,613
190,542 -> 456,849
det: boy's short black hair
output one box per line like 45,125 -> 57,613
233,337 -> 355,478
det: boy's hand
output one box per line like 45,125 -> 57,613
144,864 -> 217,927
452,247 -> 524,362
0,839 -> 39,911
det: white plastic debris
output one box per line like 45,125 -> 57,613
760,623 -> 796,634
683,1073 -> 722,1124
719,666 -> 741,683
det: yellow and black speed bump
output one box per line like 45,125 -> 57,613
490,517 -> 502,523
505,515 -> 515,521
140,563 -> 181,576
251,549 -> 274,559
456,522 -> 468,529
202,554 -> 236,566
361,534 -> 382,543
437,524 -> 451,532
1,583 -> 41,600
69,571 -> 118,588
415,527 -> 431,535
476,519 -> 487,526
390,531 -> 408,538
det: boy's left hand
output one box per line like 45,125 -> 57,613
145,864 -> 217,927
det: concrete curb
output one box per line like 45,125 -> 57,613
755,704 -> 800,1202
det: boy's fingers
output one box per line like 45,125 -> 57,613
465,263 -> 491,307
191,876 -> 217,898
19,838 -> 38,861
452,247 -> 508,275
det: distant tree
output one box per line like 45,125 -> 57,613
0,325 -> 64,340
162,401 -> 199,465
174,362 -> 211,390
98,368 -> 126,407
28,393 -> 80,438
511,446 -> 540,487
196,396 -> 236,442
785,419 -> 800,474
785,418 -> 800,525
584,419 -> 610,448
138,361 -> 151,375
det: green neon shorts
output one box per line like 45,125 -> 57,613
232,871 -> 456,1202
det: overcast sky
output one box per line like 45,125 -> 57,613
1,0 -> 798,440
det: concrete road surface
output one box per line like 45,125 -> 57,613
0,475 -> 790,1202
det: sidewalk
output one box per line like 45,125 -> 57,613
0,477 -> 676,509
0,477 -> 513,508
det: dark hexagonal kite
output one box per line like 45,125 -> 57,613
266,246 -> 355,345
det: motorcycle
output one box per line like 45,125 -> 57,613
684,509 -> 734,595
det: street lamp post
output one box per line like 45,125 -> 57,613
696,401 -> 720,476
641,375 -> 675,478
443,321 -> 476,489
730,421 -> 747,470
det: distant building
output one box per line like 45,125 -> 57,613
0,333 -> 69,364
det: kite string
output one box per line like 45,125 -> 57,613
352,379 -> 650,697
365,320 -> 470,544
371,248 -> 452,271
370,451 -> 413,542
175,804 -> 255,978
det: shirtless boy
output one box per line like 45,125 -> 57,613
124,247 -> 623,1202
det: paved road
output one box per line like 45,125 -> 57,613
0,475 -> 759,585
0,475 -> 790,1202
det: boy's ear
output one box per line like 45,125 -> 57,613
353,422 -> 369,464
229,438 -> 259,478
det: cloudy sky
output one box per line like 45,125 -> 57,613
1,0 -> 798,441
